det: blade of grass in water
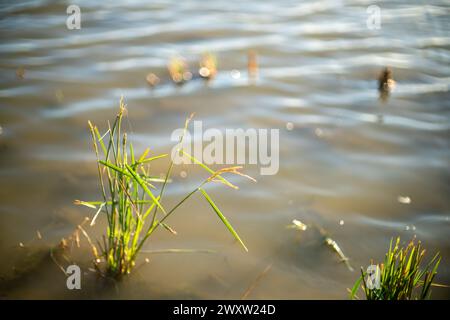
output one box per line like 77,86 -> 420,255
199,187 -> 248,252
182,150 -> 236,189
150,113 -> 194,227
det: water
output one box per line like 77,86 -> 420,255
0,0 -> 449,299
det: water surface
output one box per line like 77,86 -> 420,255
0,0 -> 449,299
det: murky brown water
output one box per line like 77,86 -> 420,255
0,0 -> 449,299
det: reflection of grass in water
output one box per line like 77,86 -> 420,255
350,237 -> 441,300
75,98 -> 252,279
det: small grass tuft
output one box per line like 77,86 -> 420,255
350,237 -> 441,300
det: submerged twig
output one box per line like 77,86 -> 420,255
241,263 -> 273,300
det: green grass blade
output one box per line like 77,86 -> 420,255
130,142 -> 135,164
99,160 -> 132,177
350,275 -> 363,299
181,150 -> 232,186
125,164 -> 166,215
93,126 -> 108,156
138,148 -> 150,163
199,187 -> 248,252
139,154 -> 168,164
74,200 -> 97,209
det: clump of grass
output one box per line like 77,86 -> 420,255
350,237 -> 441,300
75,98 -> 252,279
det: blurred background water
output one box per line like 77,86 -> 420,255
0,0 -> 449,299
